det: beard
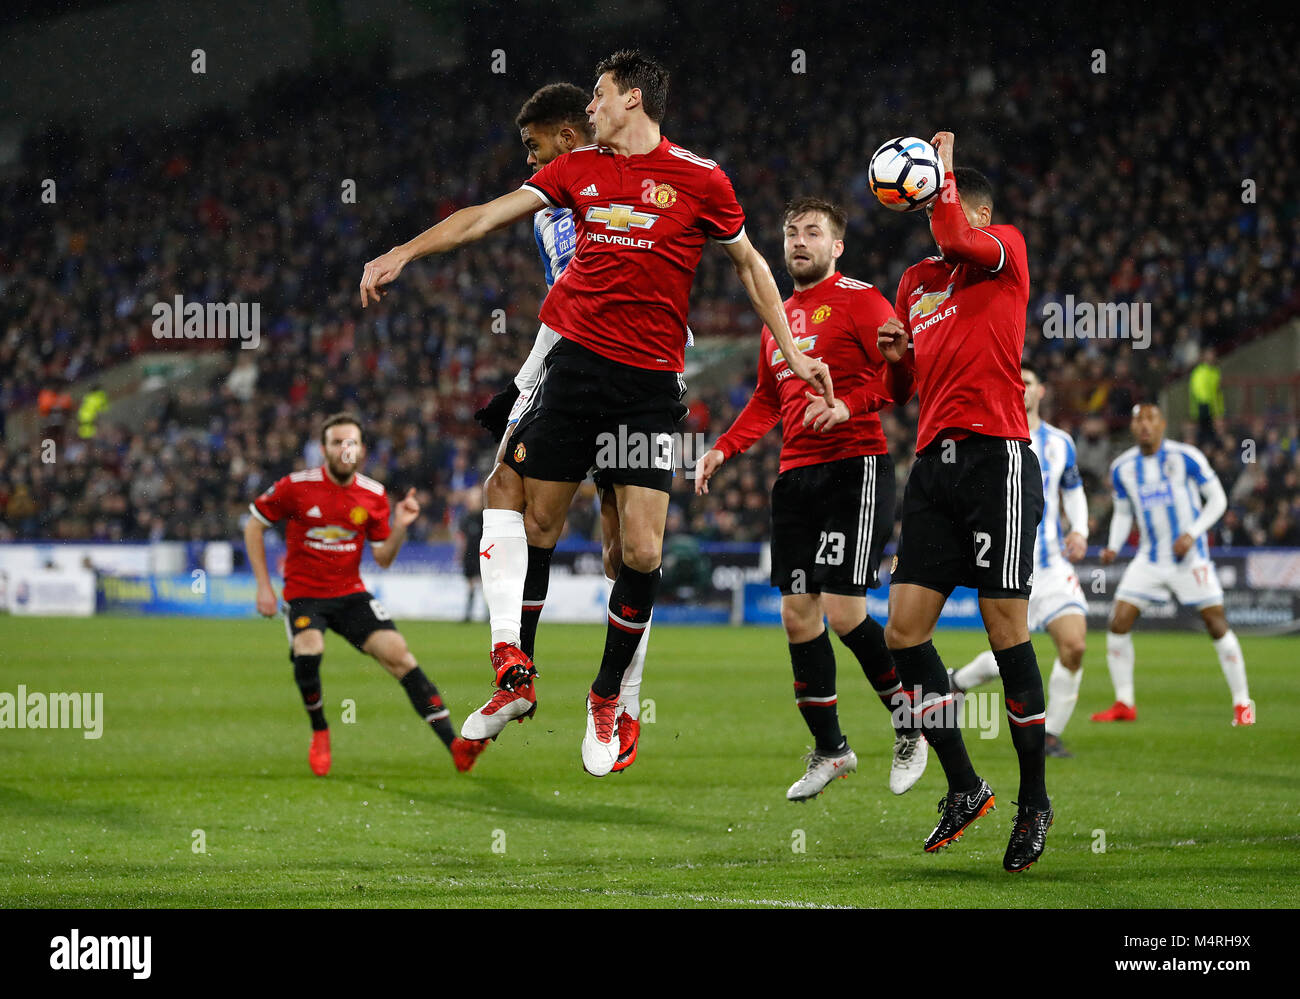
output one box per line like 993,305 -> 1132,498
786,252 -> 831,284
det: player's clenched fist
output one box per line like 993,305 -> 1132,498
359,247 -> 411,307
694,448 -> 726,495
255,582 -> 278,618
878,316 -> 909,362
394,487 -> 421,529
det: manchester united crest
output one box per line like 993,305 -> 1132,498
514,442 -> 527,463
294,616 -> 311,628
348,506 -> 368,526
812,304 -> 833,324
651,183 -> 678,208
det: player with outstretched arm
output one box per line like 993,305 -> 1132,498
360,50 -> 832,777
244,412 -> 485,776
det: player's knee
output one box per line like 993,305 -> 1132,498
293,630 -> 324,656
484,467 -> 523,512
883,619 -> 914,650
620,538 -> 662,573
781,602 -> 822,643
824,603 -> 864,637
1060,636 -> 1087,669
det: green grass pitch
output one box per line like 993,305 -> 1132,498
1,616 -> 1296,908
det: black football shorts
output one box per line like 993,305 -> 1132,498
771,453 -> 895,596
284,591 -> 397,656
504,337 -> 688,493
893,433 -> 1043,599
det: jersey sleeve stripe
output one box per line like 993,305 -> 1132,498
973,227 -> 1007,273
711,224 -> 746,244
520,181 -> 556,208
249,502 -> 274,527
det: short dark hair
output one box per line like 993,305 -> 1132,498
783,197 -> 847,240
319,412 -> 364,447
594,49 -> 669,122
1021,362 -> 1040,382
516,82 -> 592,136
952,167 -> 994,212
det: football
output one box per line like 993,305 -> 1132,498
869,136 -> 945,212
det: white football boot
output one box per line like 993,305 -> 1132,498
581,689 -> 623,777
786,745 -> 857,801
888,729 -> 929,794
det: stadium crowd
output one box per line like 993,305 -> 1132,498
2,7 -> 1298,551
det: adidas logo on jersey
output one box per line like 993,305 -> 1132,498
305,506 -> 322,518
580,184 -> 598,197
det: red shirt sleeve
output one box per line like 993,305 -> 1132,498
929,175 -> 1011,272
698,166 -> 746,243
520,152 -> 575,209
714,340 -> 781,459
251,475 -> 293,525
841,287 -> 912,416
366,494 -> 392,542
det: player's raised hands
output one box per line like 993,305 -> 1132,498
360,247 -> 411,307
930,130 -> 955,174
255,581 -> 278,618
878,316 -> 909,363
694,448 -> 726,495
394,487 -> 421,528
802,391 -> 850,433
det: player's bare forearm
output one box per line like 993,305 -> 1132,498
722,237 -> 834,403
243,518 -> 273,588
360,189 -> 541,306
372,524 -> 407,570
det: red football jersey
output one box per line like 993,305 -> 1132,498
521,136 -> 745,372
714,272 -> 911,473
250,467 -> 391,601
893,175 -> 1031,453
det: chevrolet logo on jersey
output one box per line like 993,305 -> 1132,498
770,335 -> 818,367
585,204 -> 658,232
909,283 -> 955,322
305,525 -> 358,542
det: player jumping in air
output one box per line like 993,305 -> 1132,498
467,83 -> 659,772
244,413 -> 485,776
1093,402 -> 1254,725
877,132 -> 1053,872
695,196 -> 926,801
360,51 -> 832,776
949,365 -> 1090,758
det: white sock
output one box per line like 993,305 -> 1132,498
954,650 -> 999,691
1212,630 -> 1250,705
1045,659 -> 1083,737
620,615 -> 651,720
480,509 -> 527,648
1106,631 -> 1135,706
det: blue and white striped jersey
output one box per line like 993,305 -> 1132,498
1030,421 -> 1086,569
1109,441 -> 1221,564
534,206 -> 577,287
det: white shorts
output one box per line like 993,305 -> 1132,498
1115,557 -> 1225,610
1027,562 -> 1087,631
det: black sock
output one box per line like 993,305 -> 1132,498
519,545 -> 554,660
400,667 -> 455,748
293,653 -> 328,731
837,616 -> 904,727
995,641 -> 1049,809
592,564 -> 660,698
789,629 -> 845,753
891,641 -> 979,793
